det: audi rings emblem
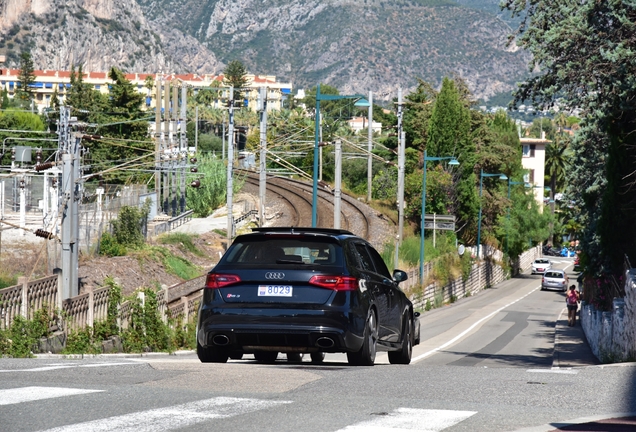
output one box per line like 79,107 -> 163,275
265,272 -> 285,280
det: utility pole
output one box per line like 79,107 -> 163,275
155,80 -> 162,213
162,80 -> 171,214
222,111 -> 226,160
334,139 -> 342,229
59,106 -> 81,299
367,90 -> 373,202
195,106 -> 199,151
171,85 -> 178,217
179,85 -> 187,213
258,87 -> 267,226
226,87 -> 235,247
396,88 -> 405,249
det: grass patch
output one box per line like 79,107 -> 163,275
157,232 -> 205,257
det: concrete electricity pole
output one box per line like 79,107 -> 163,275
179,85 -> 187,213
226,87 -> 235,247
59,106 -> 81,299
396,88 -> 405,246
162,80 -> 171,214
171,85 -> 178,216
334,139 -> 342,229
367,91 -> 373,202
258,87 -> 268,226
155,80 -> 162,212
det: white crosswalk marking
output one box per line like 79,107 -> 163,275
335,408 -> 477,432
0,362 -> 134,373
0,386 -> 103,406
38,396 -> 292,432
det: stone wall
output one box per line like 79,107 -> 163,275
580,269 -> 636,363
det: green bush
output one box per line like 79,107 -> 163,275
0,305 -> 55,358
99,232 -> 127,256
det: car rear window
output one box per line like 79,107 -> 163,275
545,271 -> 563,278
222,237 -> 342,266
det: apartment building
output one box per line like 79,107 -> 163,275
0,68 -> 293,112
520,137 -> 549,209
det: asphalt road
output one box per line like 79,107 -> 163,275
1,257 -> 635,432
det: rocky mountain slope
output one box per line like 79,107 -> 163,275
0,0 -> 528,101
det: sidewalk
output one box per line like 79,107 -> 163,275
552,307 -> 599,368
517,309 -> 636,431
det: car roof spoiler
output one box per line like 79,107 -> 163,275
251,227 -> 354,236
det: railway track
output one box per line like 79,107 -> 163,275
237,170 -> 371,242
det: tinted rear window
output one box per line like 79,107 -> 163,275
222,237 -> 342,266
545,271 -> 564,278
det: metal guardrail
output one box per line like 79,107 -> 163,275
153,210 -> 194,236
235,209 -> 257,225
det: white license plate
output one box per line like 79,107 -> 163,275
258,285 -> 293,297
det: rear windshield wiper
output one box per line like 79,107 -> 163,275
275,259 -> 309,264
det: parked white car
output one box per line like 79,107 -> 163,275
532,258 -> 552,275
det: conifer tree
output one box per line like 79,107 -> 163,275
16,51 -> 36,108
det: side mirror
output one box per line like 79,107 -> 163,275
393,269 -> 408,283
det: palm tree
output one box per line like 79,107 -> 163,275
553,112 -> 568,134
545,136 -> 570,243
545,136 -> 569,193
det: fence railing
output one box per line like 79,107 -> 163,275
0,245 -> 543,338
153,210 -> 194,236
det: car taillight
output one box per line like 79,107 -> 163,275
205,273 -> 241,289
309,275 -> 358,291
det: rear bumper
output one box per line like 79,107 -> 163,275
197,307 -> 366,353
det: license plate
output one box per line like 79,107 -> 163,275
258,285 -> 293,297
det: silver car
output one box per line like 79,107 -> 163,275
541,269 -> 569,292
532,258 -> 552,274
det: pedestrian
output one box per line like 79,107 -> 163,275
566,285 -> 580,326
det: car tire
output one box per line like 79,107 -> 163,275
229,352 -> 244,360
388,317 -> 413,365
197,341 -> 229,363
254,351 -> 278,364
347,309 -> 377,366
286,352 -> 303,363
310,352 -> 325,364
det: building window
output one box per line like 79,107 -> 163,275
522,144 -> 536,157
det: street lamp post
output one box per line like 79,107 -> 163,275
312,84 -> 366,227
419,150 -> 460,282
477,169 -> 507,260
506,180 -> 526,255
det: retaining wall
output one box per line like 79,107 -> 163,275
581,269 -> 636,362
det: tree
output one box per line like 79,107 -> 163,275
545,137 -> 569,196
16,51 -> 36,107
223,60 -> 248,102
426,77 -> 477,244
66,65 -> 105,119
50,88 -> 60,111
502,0 -> 636,275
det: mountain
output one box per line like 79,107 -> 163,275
0,0 -> 529,101
0,0 -> 222,74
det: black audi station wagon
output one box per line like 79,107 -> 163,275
196,227 -> 420,366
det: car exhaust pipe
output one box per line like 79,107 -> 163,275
212,334 -> 230,346
316,337 -> 335,349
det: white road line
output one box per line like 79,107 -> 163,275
412,286 -> 540,364
38,397 -> 292,432
335,408 -> 477,432
0,362 -> 134,373
0,386 -> 103,406
527,369 -> 578,375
